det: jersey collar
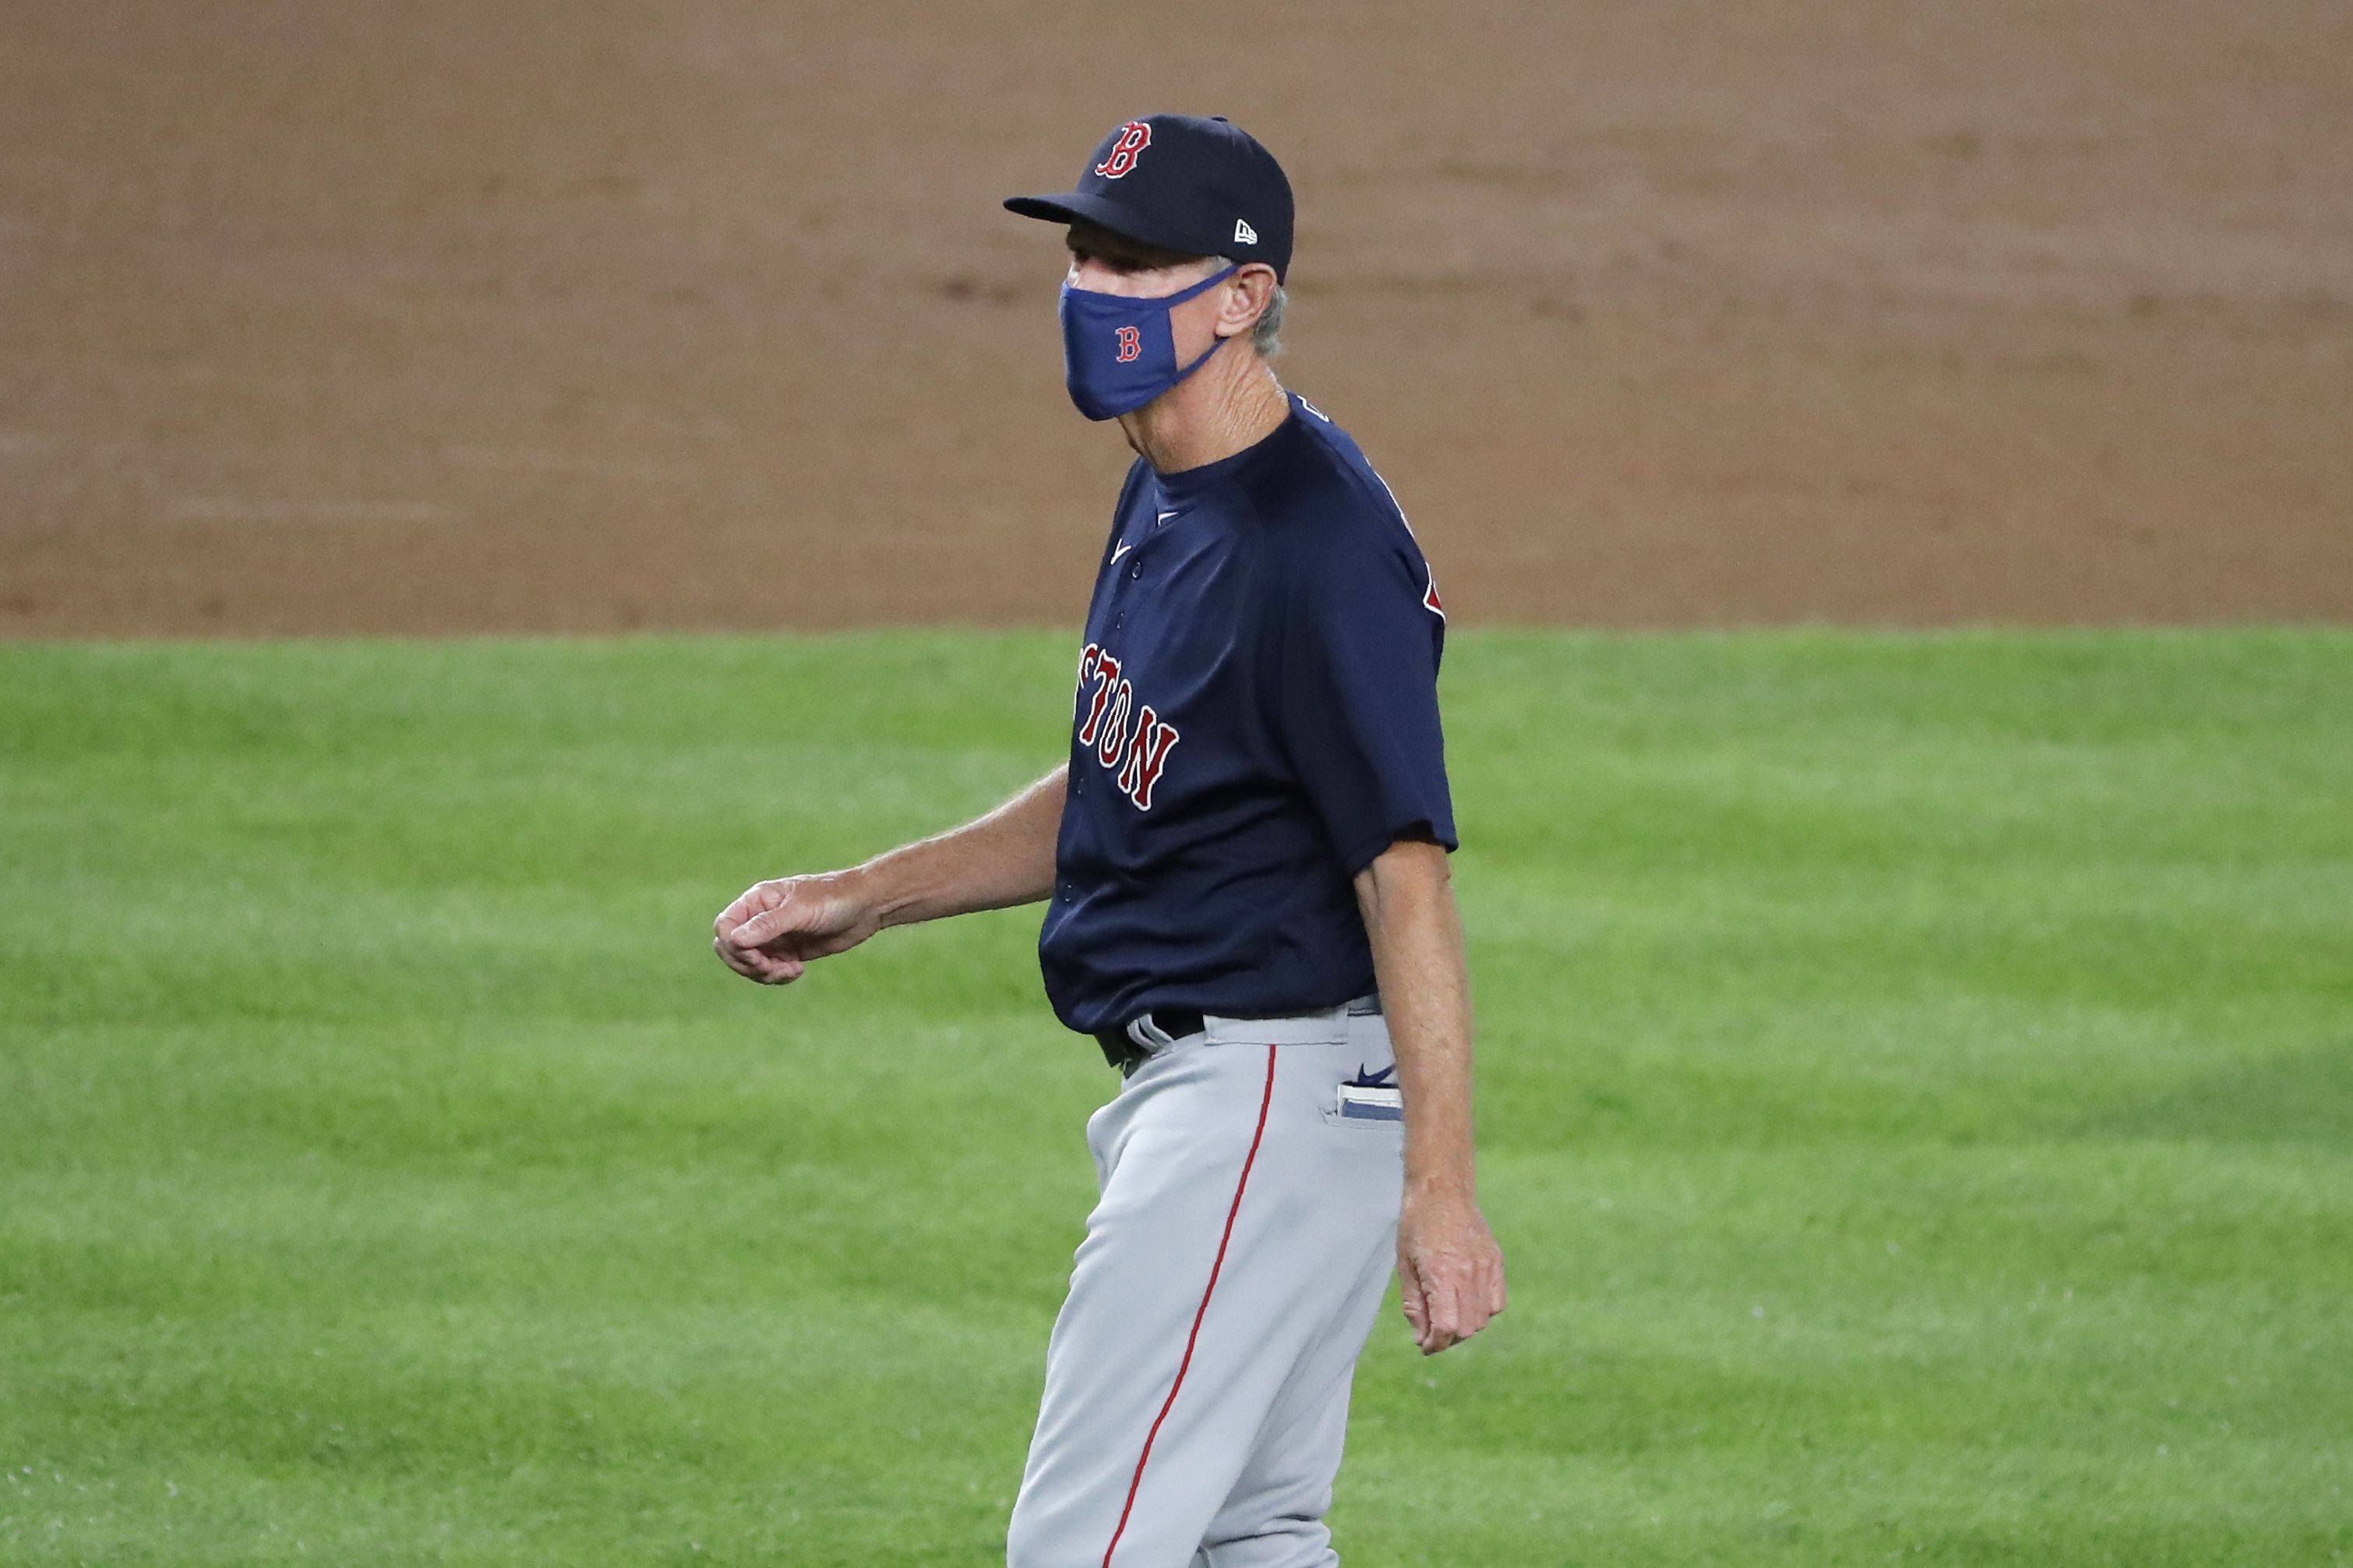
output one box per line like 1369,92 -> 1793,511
1150,401 -> 1300,507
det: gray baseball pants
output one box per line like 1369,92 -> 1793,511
1006,1001 -> 1403,1568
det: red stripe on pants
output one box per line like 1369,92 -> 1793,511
1100,1043 -> 1280,1567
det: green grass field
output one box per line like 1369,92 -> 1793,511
4,630 -> 2349,1566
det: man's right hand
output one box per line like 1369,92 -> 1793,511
712,872 -> 882,985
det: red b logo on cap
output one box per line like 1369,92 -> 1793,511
1114,325 -> 1142,362
1093,121 -> 1152,179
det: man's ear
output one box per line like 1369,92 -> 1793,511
1219,265 -> 1278,339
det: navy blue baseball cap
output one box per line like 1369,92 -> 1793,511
1005,114 -> 1295,281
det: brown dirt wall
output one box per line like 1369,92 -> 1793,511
3,0 -> 2348,636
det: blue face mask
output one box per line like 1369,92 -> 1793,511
1058,264 -> 1240,421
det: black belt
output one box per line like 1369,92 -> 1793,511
1092,995 -> 1380,1072
1094,1009 -> 1204,1070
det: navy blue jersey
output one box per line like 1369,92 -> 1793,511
1039,393 -> 1456,1036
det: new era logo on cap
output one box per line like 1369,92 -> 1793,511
1234,218 -> 1258,245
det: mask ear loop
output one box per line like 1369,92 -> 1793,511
1159,264 -> 1244,386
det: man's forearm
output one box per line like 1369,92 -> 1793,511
854,763 -> 1067,929
1355,840 -> 1479,1196
1356,837 -> 1505,1355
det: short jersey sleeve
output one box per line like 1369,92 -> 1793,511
1269,513 -> 1458,876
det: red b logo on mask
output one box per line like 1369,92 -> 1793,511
1114,325 -> 1143,362
1093,121 -> 1152,179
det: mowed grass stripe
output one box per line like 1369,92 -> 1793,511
2,630 -> 2348,1566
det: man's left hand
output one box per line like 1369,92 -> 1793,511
1397,1186 -> 1506,1355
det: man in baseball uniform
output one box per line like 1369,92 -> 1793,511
714,112 -> 1505,1567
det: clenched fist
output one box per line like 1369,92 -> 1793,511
711,872 -> 880,985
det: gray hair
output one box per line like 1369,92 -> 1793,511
1216,256 -> 1287,358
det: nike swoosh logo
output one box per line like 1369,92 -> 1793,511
1109,541 -> 1134,564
